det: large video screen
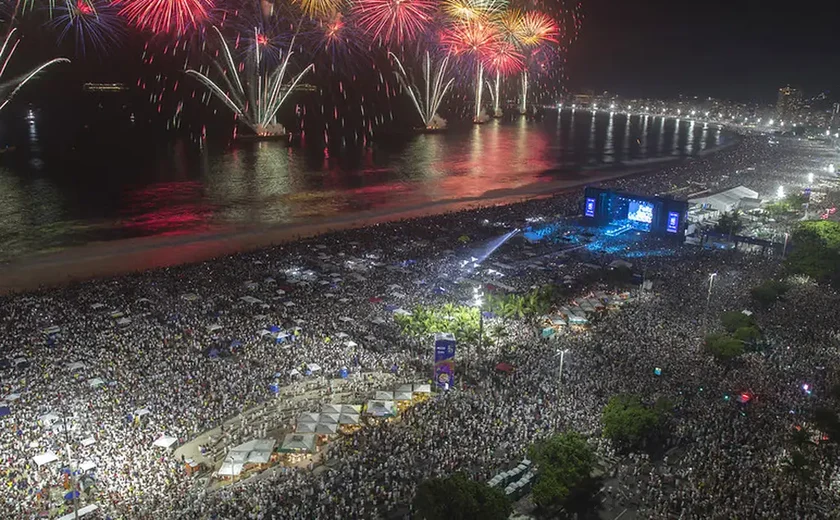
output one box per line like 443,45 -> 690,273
628,200 -> 654,224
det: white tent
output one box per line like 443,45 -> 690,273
319,413 -> 340,425
321,403 -> 343,415
393,308 -> 412,316
67,362 -> 86,372
230,439 -> 276,464
79,461 -> 96,472
206,324 -> 222,333
365,400 -> 397,417
414,384 -> 431,394
344,341 -> 358,348
339,413 -> 361,425
688,186 -> 760,213
152,435 -> 178,449
33,451 -> 58,466
240,296 -> 262,305
395,391 -> 413,401
335,332 -> 349,339
42,325 -> 61,334
281,433 -> 316,453
396,384 -> 413,393
338,316 -> 354,323
374,391 -> 394,400
80,437 -> 96,447
38,413 -> 60,426
181,293 -> 199,301
306,363 -> 321,373
116,318 -> 131,327
87,378 -> 105,388
341,404 -> 362,415
295,422 -> 317,433
57,504 -> 98,520
134,408 -> 151,417
315,423 -> 339,435
298,412 -> 320,424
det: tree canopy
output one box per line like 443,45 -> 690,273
714,210 -> 744,236
601,394 -> 663,450
395,303 -> 487,349
704,333 -> 745,361
720,311 -> 756,333
413,473 -> 511,520
528,431 -> 595,509
785,221 -> 840,285
750,280 -> 789,308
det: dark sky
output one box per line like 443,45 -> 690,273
565,0 -> 838,103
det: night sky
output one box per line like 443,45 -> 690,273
565,0 -> 838,103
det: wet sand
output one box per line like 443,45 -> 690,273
0,162 -> 679,294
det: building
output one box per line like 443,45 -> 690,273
776,86 -> 802,120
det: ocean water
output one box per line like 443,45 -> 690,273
0,109 -> 724,261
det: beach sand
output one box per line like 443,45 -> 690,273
0,162 -> 675,294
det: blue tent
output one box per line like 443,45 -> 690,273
384,304 -> 398,312
64,490 -> 80,501
0,406 -> 11,417
339,367 -> 349,379
208,349 -> 220,359
269,383 -> 280,394
230,340 -> 243,348
482,311 -> 496,319
269,325 -> 281,333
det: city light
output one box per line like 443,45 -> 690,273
610,103 -> 615,109
777,186 -> 785,199
808,173 -> 814,184
768,119 -> 774,125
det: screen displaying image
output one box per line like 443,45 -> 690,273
585,198 -> 596,217
667,212 -> 680,233
628,201 -> 654,224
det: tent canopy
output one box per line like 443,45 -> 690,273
152,435 -> 178,449
281,433 -> 316,453
33,451 -> 58,466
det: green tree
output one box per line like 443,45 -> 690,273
733,326 -> 761,344
413,473 -> 511,520
529,432 -> 595,509
782,450 -> 815,482
704,333 -> 744,361
785,221 -> 840,285
750,280 -> 788,308
720,311 -> 756,333
601,395 -> 662,450
714,210 -> 744,236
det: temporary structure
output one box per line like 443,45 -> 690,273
280,434 -> 316,453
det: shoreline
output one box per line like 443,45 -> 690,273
0,147 -> 729,295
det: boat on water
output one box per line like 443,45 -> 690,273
234,123 -> 290,142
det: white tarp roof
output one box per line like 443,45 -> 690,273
134,408 -> 150,417
87,378 -> 105,388
365,400 -> 397,417
414,384 -> 431,394
79,461 -> 96,472
38,413 -> 60,426
295,422 -> 317,433
218,461 -> 245,477
80,437 -> 96,447
375,391 -> 394,400
116,318 -> 131,326
396,384 -> 413,393
339,413 -> 361,425
319,413 -> 340,425
341,404 -> 362,414
688,186 -> 760,212
33,451 -> 58,466
298,412 -> 320,424
67,362 -> 86,372
306,363 -> 321,372
321,403 -> 343,414
315,423 -> 338,435
230,439 -> 276,464
152,435 -> 178,449
57,504 -> 98,520
395,391 -> 413,401
206,324 -> 222,333
281,433 -> 316,452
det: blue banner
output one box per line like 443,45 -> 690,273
433,333 -> 456,390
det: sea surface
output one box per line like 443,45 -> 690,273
0,109 -> 726,262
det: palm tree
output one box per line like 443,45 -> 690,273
782,450 -> 814,481
788,427 -> 815,450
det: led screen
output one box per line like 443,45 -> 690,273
628,201 -> 654,224
585,198 -> 596,217
667,212 -> 680,233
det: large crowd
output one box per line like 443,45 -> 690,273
2,133 -> 840,519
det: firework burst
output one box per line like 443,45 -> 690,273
0,28 -> 70,112
50,0 -> 127,57
291,0 -> 344,19
185,25 -> 314,135
514,11 -> 558,46
115,0 -> 214,35
352,0 -> 437,46
390,51 -> 454,129
442,0 -> 507,22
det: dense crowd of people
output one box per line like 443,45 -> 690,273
2,133 -> 840,519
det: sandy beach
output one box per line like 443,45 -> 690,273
0,160 -> 683,294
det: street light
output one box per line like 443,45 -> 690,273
558,349 -> 569,384
704,273 -> 717,332
782,232 -> 789,259
472,286 -> 484,372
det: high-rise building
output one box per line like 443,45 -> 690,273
776,86 -> 802,120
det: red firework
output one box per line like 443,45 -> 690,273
352,0 -> 437,46
484,40 -> 524,75
441,20 -> 499,57
115,0 -> 213,34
